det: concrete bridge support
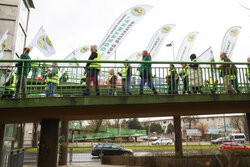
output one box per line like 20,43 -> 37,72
246,113 -> 250,144
0,123 -> 5,166
38,119 -> 59,167
174,116 -> 183,157
58,120 -> 69,165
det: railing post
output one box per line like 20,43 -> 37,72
69,147 -> 73,165
0,123 -> 5,167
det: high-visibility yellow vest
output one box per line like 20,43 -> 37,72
82,73 -> 87,86
5,75 -> 17,91
247,65 -> 250,78
89,52 -> 101,70
121,65 -> 131,79
209,78 -> 214,89
168,69 -> 177,77
49,67 -> 60,84
182,66 -> 189,78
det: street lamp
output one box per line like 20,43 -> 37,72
166,41 -> 175,61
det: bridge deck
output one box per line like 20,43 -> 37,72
0,94 -> 249,123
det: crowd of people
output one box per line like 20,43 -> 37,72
1,45 -> 250,98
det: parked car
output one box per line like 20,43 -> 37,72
148,136 -> 158,141
219,142 -> 250,151
152,138 -> 173,145
211,137 -> 231,145
228,133 -> 246,143
91,143 -> 133,157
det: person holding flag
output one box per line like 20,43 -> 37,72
83,45 -> 101,96
138,50 -> 157,95
15,47 -> 31,98
118,59 -> 133,96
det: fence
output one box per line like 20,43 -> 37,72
0,60 -> 249,98
1,149 -> 25,167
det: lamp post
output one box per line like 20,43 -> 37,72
166,41 -> 175,61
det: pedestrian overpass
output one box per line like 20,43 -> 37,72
0,59 -> 250,167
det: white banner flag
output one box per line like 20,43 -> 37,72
98,5 -> 153,60
197,47 -> 214,62
176,32 -> 199,62
146,24 -> 175,60
30,26 -> 56,57
125,24 -> 175,62
220,26 -> 241,59
0,30 -> 8,59
64,45 -> 90,61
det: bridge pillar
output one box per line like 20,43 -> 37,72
0,123 -> 5,166
58,120 -> 69,165
174,116 -> 183,157
38,119 -> 59,167
246,113 -> 250,144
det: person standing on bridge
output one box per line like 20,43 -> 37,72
83,45 -> 101,96
247,57 -> 250,82
138,50 -> 157,95
2,70 -> 17,98
118,59 -> 133,96
166,64 -> 179,94
218,53 -> 237,94
188,54 -> 205,94
45,62 -> 60,97
15,47 -> 31,98
107,69 -> 117,96
179,64 -> 191,94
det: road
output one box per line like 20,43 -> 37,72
24,149 -> 220,166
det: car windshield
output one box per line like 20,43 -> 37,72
103,144 -> 112,148
111,145 -> 120,149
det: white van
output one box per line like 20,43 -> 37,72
228,133 -> 246,143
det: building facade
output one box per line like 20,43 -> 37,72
0,0 -> 34,165
143,114 -> 246,135
0,0 -> 34,63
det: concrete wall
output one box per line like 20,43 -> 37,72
0,0 -> 20,60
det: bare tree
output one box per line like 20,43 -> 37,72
182,116 -> 199,129
230,117 -> 244,133
196,122 -> 208,136
89,119 -> 103,133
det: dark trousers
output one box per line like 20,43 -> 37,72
2,89 -> 14,98
122,77 -> 132,95
231,78 -> 240,93
84,69 -> 100,96
168,80 -> 178,94
182,77 -> 191,94
46,82 -> 57,97
139,73 -> 156,94
15,75 -> 27,98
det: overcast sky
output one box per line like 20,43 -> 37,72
27,0 -> 249,121
28,0 -> 250,63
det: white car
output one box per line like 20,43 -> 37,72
152,138 -> 173,145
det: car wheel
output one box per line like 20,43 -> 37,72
156,143 -> 159,145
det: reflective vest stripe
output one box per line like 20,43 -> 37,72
122,65 -> 131,79
247,67 -> 250,78
82,73 -> 87,86
6,75 -> 17,91
49,67 -> 60,84
89,52 -> 101,69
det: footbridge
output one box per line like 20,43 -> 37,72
0,59 -> 250,167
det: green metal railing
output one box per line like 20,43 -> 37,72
0,59 -> 249,98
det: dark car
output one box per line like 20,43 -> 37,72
91,143 -> 133,157
211,137 -> 231,145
